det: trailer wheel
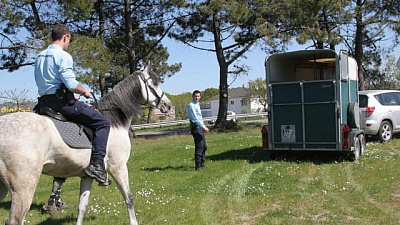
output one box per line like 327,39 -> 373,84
347,103 -> 360,129
351,136 -> 361,161
358,133 -> 365,156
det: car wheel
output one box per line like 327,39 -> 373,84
376,120 -> 392,143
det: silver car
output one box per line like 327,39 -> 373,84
359,90 -> 400,143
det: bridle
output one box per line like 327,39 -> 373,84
139,72 -> 165,107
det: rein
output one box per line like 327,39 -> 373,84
90,92 -> 118,113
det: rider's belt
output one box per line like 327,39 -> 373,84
55,84 -> 76,105
38,94 -> 58,102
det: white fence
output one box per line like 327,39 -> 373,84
131,112 -> 268,130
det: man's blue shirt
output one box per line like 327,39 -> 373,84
188,100 -> 205,129
34,44 -> 79,96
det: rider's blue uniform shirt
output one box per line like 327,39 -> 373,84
188,100 -> 206,129
34,44 -> 79,96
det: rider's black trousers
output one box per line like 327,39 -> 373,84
39,95 -> 110,160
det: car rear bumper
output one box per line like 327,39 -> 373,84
362,119 -> 380,135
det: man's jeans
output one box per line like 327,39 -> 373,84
191,125 -> 207,164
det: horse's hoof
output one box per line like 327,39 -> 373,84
98,179 -> 112,186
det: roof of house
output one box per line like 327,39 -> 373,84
209,87 -> 248,100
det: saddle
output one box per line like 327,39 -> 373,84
35,106 -> 93,149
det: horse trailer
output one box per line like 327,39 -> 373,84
264,49 -> 365,160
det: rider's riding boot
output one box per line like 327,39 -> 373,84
84,158 -> 108,184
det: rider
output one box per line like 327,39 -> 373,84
34,24 -> 110,185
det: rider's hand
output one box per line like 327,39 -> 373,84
204,127 -> 210,133
82,89 -> 91,98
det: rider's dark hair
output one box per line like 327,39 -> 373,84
51,24 -> 70,41
192,90 -> 201,96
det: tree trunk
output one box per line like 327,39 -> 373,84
354,0 -> 365,90
215,65 -> 229,130
211,12 -> 228,130
96,0 -> 108,97
124,0 -> 135,75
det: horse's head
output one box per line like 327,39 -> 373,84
138,64 -> 172,113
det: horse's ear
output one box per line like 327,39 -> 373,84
142,61 -> 151,74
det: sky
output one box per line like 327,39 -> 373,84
1,37 -> 399,100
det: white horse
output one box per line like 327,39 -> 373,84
0,65 -> 172,225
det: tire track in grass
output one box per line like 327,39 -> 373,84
320,163 -> 398,223
317,165 -> 360,221
200,163 -> 263,224
344,164 -> 400,223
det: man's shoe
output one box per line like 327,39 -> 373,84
84,159 -> 108,184
195,163 -> 202,170
42,202 -> 69,215
56,202 -> 70,210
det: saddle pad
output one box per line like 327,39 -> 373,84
49,117 -> 92,149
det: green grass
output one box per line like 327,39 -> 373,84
1,127 -> 400,224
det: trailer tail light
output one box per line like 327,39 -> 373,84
261,125 -> 268,149
365,106 -> 375,117
342,124 -> 350,149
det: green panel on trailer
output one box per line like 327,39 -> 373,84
272,105 -> 303,143
341,81 -> 350,124
271,83 -> 301,104
304,103 -> 337,142
349,80 -> 358,102
303,81 -> 335,103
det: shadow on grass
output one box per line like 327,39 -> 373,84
207,147 -> 266,163
207,147 -> 352,165
0,201 -> 10,210
36,216 -> 77,225
142,165 -> 192,172
268,150 -> 352,165
0,202 -> 78,225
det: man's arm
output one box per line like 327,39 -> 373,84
72,83 -> 91,98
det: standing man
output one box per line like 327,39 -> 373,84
188,90 -> 210,170
34,24 -> 110,185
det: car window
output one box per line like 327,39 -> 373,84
393,92 -> 400,105
382,93 -> 400,105
374,94 -> 385,105
359,95 -> 368,107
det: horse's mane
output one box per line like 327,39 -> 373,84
97,72 -> 143,128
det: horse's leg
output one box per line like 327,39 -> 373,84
76,177 -> 93,225
0,180 -> 8,202
42,177 -> 68,215
108,165 -> 138,225
6,171 -> 41,225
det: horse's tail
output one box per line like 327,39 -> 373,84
0,179 -> 8,202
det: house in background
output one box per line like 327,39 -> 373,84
200,103 -> 212,117
208,87 -> 266,116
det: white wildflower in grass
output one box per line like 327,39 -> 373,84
185,145 -> 193,150
322,190 -> 328,194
